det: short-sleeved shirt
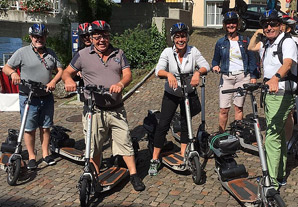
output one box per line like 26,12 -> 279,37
7,44 -> 62,95
155,45 -> 210,97
70,45 -> 129,107
259,32 -> 298,91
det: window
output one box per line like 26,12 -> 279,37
207,2 -> 223,26
247,5 -> 258,12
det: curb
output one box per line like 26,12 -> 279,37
122,68 -> 155,102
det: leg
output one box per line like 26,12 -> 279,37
219,108 -> 230,133
122,155 -> 137,175
285,109 -> 294,142
39,127 -> 51,158
265,94 -> 294,189
234,105 -> 243,121
24,130 -> 36,160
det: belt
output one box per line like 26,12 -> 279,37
19,92 -> 51,98
84,101 -> 124,111
229,71 -> 244,76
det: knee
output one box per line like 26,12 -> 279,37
220,108 -> 229,116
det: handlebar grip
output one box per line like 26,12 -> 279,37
221,88 -> 239,94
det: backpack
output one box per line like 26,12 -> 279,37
50,125 -> 75,148
273,33 -> 298,94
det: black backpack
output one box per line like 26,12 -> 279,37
273,33 -> 298,94
50,125 -> 75,148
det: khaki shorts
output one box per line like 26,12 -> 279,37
82,106 -> 134,158
219,73 -> 250,108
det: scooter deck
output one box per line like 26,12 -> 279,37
226,178 -> 258,203
0,153 -> 11,170
52,147 -> 85,162
98,167 -> 129,192
161,152 -> 186,171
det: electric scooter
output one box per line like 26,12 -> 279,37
147,73 -> 202,184
76,85 -> 129,207
0,80 -> 47,186
170,76 -> 211,158
211,83 -> 286,207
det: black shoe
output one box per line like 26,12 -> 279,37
130,174 -> 145,191
27,159 -> 37,170
43,156 -> 56,166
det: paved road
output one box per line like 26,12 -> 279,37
0,28 -> 298,207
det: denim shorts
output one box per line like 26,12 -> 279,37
19,94 -> 54,132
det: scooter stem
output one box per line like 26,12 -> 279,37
200,76 -> 206,131
250,91 -> 270,186
85,98 -> 93,160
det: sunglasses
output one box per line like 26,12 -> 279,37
225,20 -> 238,25
262,21 -> 280,29
81,34 -> 90,38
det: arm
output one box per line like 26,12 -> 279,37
62,65 -> 79,92
192,47 -> 210,86
211,41 -> 221,73
157,69 -> 178,89
266,58 -> 293,93
110,67 -> 132,94
248,29 -> 263,52
2,64 -> 20,85
46,67 -> 63,91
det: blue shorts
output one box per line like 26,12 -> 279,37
19,94 -> 54,132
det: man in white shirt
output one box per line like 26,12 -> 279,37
248,10 -> 297,189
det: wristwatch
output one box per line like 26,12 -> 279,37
274,73 -> 281,80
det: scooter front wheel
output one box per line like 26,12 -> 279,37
190,156 -> 201,185
7,158 -> 21,186
265,193 -> 286,207
80,178 -> 91,207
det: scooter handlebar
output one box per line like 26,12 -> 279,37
221,83 -> 268,95
77,85 -> 111,96
20,79 -> 48,91
221,88 -> 240,94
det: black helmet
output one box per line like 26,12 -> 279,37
170,22 -> 189,36
78,23 -> 91,36
28,23 -> 49,37
223,11 -> 239,23
88,20 -> 111,34
259,10 -> 281,25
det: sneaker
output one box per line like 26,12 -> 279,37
277,178 -> 287,186
130,174 -> 145,191
27,159 -> 37,170
148,159 -> 161,176
43,156 -> 56,166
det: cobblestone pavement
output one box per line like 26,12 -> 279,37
0,28 -> 298,207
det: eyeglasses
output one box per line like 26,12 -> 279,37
81,34 -> 90,38
92,34 -> 110,40
262,21 -> 280,29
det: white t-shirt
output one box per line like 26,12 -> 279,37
229,40 -> 244,72
259,32 -> 297,91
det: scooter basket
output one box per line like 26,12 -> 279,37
210,133 -> 240,155
50,126 -> 75,148
1,129 -> 19,153
216,155 -> 248,181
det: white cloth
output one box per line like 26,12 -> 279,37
0,93 -> 20,111
259,32 -> 298,91
155,45 -> 210,97
229,40 -> 244,72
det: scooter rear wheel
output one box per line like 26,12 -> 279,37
190,156 -> 201,185
265,193 -> 286,207
7,157 -> 21,186
80,178 -> 91,207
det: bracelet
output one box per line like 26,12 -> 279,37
9,71 -> 16,78
118,82 -> 124,89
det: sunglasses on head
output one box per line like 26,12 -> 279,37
262,21 -> 280,29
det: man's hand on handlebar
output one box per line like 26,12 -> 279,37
64,79 -> 77,92
110,83 -> 123,94
265,77 -> 279,93
167,73 -> 178,89
46,80 -> 57,92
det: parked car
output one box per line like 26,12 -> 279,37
240,4 -> 267,31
